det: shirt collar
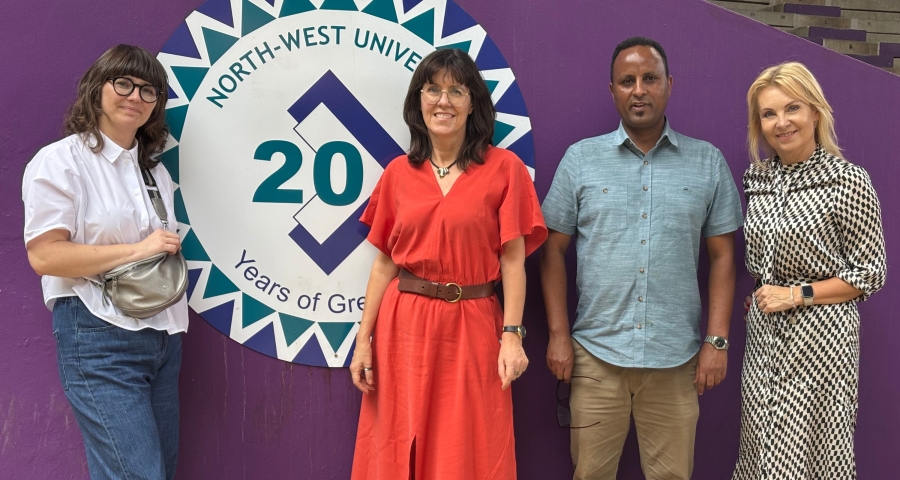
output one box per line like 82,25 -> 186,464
95,131 -> 139,164
613,117 -> 678,149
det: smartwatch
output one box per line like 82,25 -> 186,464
502,325 -> 526,340
801,283 -> 814,307
704,335 -> 729,350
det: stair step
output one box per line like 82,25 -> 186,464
830,0 -> 900,13
868,32 -> 900,43
794,26 -> 868,41
823,38 -> 881,55
774,3 -> 842,17
849,53 -> 895,67
851,18 -> 900,34
708,0 -> 771,9
729,9 -> 853,28
841,10 -> 900,21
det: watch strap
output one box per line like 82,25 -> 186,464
704,335 -> 729,350
502,325 -> 525,339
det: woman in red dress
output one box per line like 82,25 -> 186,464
349,49 -> 547,479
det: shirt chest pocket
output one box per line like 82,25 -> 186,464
662,185 -> 708,233
579,185 -> 627,236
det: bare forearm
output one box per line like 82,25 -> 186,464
705,233 -> 736,337
500,237 -> 526,329
540,244 -> 571,337
356,252 -> 400,341
792,277 -> 862,306
28,238 -> 140,278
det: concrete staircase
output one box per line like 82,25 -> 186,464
708,0 -> 900,75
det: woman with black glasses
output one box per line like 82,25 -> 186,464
22,45 -> 186,480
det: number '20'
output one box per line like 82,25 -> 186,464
252,140 -> 363,206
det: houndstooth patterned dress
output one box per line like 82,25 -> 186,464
733,147 -> 886,480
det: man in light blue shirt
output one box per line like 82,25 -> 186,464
540,37 -> 743,480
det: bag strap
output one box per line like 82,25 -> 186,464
141,168 -> 170,229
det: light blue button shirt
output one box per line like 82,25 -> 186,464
542,121 -> 743,368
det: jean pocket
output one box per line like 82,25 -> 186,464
53,330 -> 69,391
74,306 -> 117,333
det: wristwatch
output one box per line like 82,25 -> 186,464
502,325 -> 526,340
704,335 -> 729,350
801,283 -> 814,307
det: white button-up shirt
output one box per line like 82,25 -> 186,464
22,132 -> 188,334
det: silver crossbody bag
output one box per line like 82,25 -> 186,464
93,168 -> 188,319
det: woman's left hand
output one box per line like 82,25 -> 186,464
753,285 -> 795,314
498,334 -> 528,390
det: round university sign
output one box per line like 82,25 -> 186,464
157,0 -> 535,367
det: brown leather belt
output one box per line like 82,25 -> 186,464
397,270 -> 495,303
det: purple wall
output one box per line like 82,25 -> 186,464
1,0 -> 897,478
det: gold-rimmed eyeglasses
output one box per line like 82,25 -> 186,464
107,77 -> 161,103
420,85 -> 470,106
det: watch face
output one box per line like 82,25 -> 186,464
519,325 -> 527,339
714,338 -> 726,349
801,285 -> 814,298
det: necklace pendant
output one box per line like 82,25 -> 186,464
437,167 -> 450,178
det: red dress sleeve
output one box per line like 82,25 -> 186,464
497,150 -> 548,257
360,157 -> 401,256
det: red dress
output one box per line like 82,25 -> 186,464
351,147 -> 547,480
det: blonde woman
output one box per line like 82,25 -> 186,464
735,62 -> 886,479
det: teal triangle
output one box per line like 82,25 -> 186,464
320,0 -> 357,11
279,313 -> 314,346
159,146 -> 179,184
181,229 -> 210,261
401,8 -> 434,45
362,0 -> 397,22
279,0 -> 316,17
165,105 -> 188,142
241,293 -> 274,328
171,66 -> 208,101
485,80 -> 500,95
242,0 -> 276,36
318,322 -> 356,352
174,188 -> 190,225
203,265 -> 239,298
436,40 -> 471,54
492,120 -> 515,146
202,27 -> 240,64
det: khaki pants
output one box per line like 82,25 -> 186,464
570,340 -> 699,480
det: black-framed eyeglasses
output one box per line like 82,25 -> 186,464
556,376 -> 603,429
420,85 -> 470,106
107,77 -> 161,103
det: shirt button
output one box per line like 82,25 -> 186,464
142,221 -> 149,228
642,213 -> 647,219
125,160 -> 131,166
639,268 -> 645,273
637,324 -> 643,329
638,296 -> 643,302
133,190 -> 140,197
603,188 -> 608,193
641,240 -> 646,245
643,186 -> 648,191
643,160 -> 648,165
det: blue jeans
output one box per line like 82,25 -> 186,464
52,296 -> 182,480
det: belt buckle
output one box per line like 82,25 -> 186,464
444,282 -> 462,303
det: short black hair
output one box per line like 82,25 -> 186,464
610,36 -> 669,82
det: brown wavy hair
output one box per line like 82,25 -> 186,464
64,44 -> 169,169
402,48 -> 495,171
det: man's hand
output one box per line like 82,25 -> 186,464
546,333 -> 574,382
694,342 -> 727,395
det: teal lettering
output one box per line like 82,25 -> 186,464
313,141 -> 363,206
207,88 -> 228,108
317,25 -> 330,46
303,27 -> 317,46
252,140 -> 304,204
394,43 -> 410,61
279,30 -> 302,51
229,62 -> 251,82
405,52 -> 422,72
332,25 -> 345,44
218,74 -> 237,93
239,51 -> 258,70
370,32 -> 386,54
354,28 -> 369,48
255,41 -> 275,64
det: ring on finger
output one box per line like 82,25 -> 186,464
362,367 -> 372,372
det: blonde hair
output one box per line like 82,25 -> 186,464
746,61 -> 842,165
